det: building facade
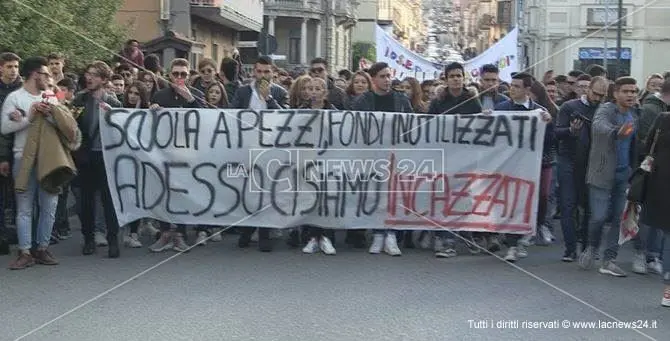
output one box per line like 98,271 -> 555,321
459,0 -> 512,56
115,0 -> 263,69
262,0 -> 357,73
522,0 -> 670,80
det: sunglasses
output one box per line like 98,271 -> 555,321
200,68 -> 214,74
310,67 -> 325,73
171,71 -> 189,79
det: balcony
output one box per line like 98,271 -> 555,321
264,0 -> 324,19
190,0 -> 263,32
334,0 -> 357,26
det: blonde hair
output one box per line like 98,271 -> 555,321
289,75 -> 312,108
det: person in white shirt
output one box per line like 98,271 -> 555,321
0,56 -> 69,270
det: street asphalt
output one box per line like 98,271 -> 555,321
0,216 -> 668,341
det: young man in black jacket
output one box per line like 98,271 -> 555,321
0,52 -> 22,255
73,61 -> 124,258
494,72 -> 554,262
427,62 -> 482,115
229,55 -> 287,252
147,58 -> 204,253
351,62 -> 413,256
554,76 -> 608,261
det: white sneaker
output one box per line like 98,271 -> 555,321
139,219 -> 159,237
320,236 -> 336,255
519,234 -> 533,247
149,232 -> 173,253
195,231 -> 208,246
94,232 -> 108,247
504,247 -> 518,262
517,244 -> 528,258
124,233 -> 142,248
384,233 -> 402,256
172,234 -> 190,252
210,228 -> 223,242
540,225 -> 554,243
662,286 -> 670,307
369,233 -> 385,254
632,252 -> 647,274
648,258 -> 663,275
302,237 -> 319,254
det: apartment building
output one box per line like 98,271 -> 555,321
460,0 -> 512,55
262,0 -> 357,73
115,0 -> 263,69
522,0 -> 670,80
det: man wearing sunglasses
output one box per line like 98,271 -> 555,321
309,58 -> 346,109
555,76 -> 608,262
148,58 -> 204,253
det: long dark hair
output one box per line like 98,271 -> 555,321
531,80 -> 558,117
123,81 -> 150,108
204,82 -> 229,108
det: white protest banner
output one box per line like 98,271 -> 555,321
100,109 -> 546,234
375,25 -> 443,81
463,28 -> 519,82
375,26 -> 519,82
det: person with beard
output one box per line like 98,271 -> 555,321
478,64 -> 510,111
555,76 -> 608,262
0,52 -> 22,255
579,77 -> 639,277
72,61 -> 124,258
1,56 -> 77,269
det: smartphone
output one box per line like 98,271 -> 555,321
574,113 -> 592,124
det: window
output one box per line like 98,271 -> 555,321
212,43 -> 219,64
587,8 -> 628,26
288,37 -> 300,64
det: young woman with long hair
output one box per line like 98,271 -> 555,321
288,75 -> 313,109
300,77 -> 336,255
123,81 -> 150,109
204,82 -> 229,108
138,70 -> 159,99
344,71 -> 371,109
400,77 -> 427,113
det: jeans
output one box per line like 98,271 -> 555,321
587,169 -> 629,262
558,157 -> 590,254
537,167 -> 552,226
633,224 -> 666,261
13,157 -> 59,250
661,230 -> 670,285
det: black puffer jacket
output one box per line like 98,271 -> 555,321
427,87 -> 482,115
0,77 -> 23,163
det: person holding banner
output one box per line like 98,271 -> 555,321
428,62 -> 484,258
351,62 -> 413,256
230,56 -> 289,252
300,77 -> 337,255
494,72 -> 554,263
146,58 -> 204,253
72,61 -> 125,258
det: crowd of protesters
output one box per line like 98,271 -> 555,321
0,43 -> 669,307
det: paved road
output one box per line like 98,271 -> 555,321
0,219 -> 668,341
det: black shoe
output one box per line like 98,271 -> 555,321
58,228 -> 71,240
50,231 -> 60,245
238,232 -> 252,248
287,230 -> 300,248
258,238 -> 273,252
0,239 -> 9,255
562,250 -> 576,262
108,237 -> 120,258
82,239 -> 96,255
